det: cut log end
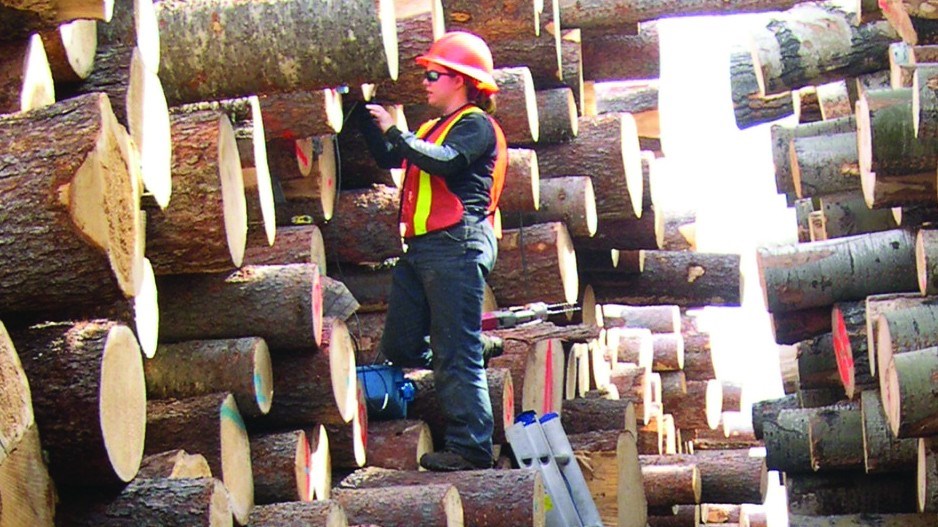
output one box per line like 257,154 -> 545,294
621,113 -> 645,218
328,318 -> 358,423
19,34 -> 56,113
379,0 -> 400,81
127,47 -> 172,210
135,258 -> 160,359
309,424 -> 331,500
558,224 -> 579,304
133,0 -> 161,72
100,324 -> 147,482
247,96 -> 277,245
856,94 -> 876,207
706,379 -> 724,430
217,116 -> 248,268
220,394 -> 254,524
56,20 -> 97,80
916,228 -> 938,295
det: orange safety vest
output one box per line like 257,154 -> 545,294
399,105 -> 508,239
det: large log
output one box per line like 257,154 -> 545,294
0,0 -> 113,40
798,333 -> 841,390
156,0 -> 399,104
832,301 -> 876,399
319,185 -> 401,265
641,464 -> 702,506
332,484 -> 462,526
751,394 -> 799,440
244,225 -> 327,270
561,398 -> 637,435
639,450 -> 767,505
488,32 -> 561,88
913,63 -> 938,138
772,117 -> 857,195
249,501 -> 348,527
750,4 -> 899,97
39,19 -> 98,83
488,222 -> 579,305
57,477 -> 232,527
144,393 -> 253,524
731,48 -> 794,130
250,430 -> 311,504
607,327 -> 653,366
572,213 -> 658,251
876,303 -> 938,406
259,89 -> 344,140
136,450 -> 213,480
11,320 -> 145,486
487,329 -> 565,416
884,346 -> 938,437
647,506 -> 698,527
865,293 -> 927,376
559,0 -> 803,27
157,264 -> 324,352
682,332 -> 716,381
0,93 -> 141,315
764,407 -> 814,473
789,132 -> 860,199
492,67 -> 539,145
502,176 -> 597,237
145,337 -> 273,418
498,148 -> 540,213
536,113 -> 643,220
757,229 -> 918,313
808,402 -> 864,471
788,514 -> 938,527
440,0 -> 539,42
372,0 -> 443,106
531,87 -> 579,145
786,472 -> 917,515
338,467 -> 545,527
250,318 -> 358,429
603,305 -> 680,333
406,368 -> 515,447
650,333 -> 684,372
589,251 -> 742,308
668,380 -> 711,430
861,389 -> 917,473
0,34 -> 55,114
820,191 -> 899,239
581,23 -> 659,82
857,88 -> 938,208
365,419 -> 433,472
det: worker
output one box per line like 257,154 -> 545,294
354,31 -> 508,471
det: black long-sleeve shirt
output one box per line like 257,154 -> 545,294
354,103 -> 498,212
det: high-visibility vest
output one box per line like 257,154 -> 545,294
399,104 -> 508,239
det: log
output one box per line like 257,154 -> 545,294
144,393 -> 253,524
0,0 -> 113,40
820,191 -> 899,239
571,213 -> 658,251
372,0 -> 443,105
406,368 -> 515,447
498,148 -> 540,213
320,275 -> 361,322
559,31 -> 586,113
559,0 -> 803,27
796,86 -> 824,124
919,436 -> 938,512
651,333 -> 684,372
861,389 -> 917,473
608,327 -> 653,366
0,34 -> 54,114
866,293 -> 927,376
39,19 -> 97,83
876,303 -> 938,399
798,333 -> 842,390
145,337 -> 273,418
250,430 -> 311,504
592,80 -> 659,134
750,4 -> 899,97
327,265 -> 391,316
156,0 -> 399,104
158,264 -> 324,352
561,398 -> 636,435
786,472 -> 917,514
789,132 -> 860,199
654,207 -> 696,251
757,229 -> 918,313
147,110 -> 246,274
917,227 -> 938,295
751,394 -> 799,440
0,321 -> 35,467
817,80 -> 854,120
731,48 -> 794,130
789,514 -> 938,527
808,402 -> 864,471
531,87 -> 579,145
581,23 -> 660,82
669,380 -> 711,430
258,89 -> 344,140
639,450 -> 767,505
536,113 -> 643,220
832,301 -> 875,400
683,333 -> 715,381
333,484 -> 462,526
440,0 -> 538,43
487,328 -> 565,416
365,419 -> 433,471
589,251 -> 742,308
603,305 -> 681,333
779,345 -> 800,394
913,63 -> 938,138
641,464 -> 701,506
136,450 -> 213,480
244,225 -> 327,271
488,222 -> 579,305
502,176 -> 598,237
764,407 -> 814,473
857,88 -> 938,208
271,136 -> 339,224
11,320 -> 145,486
249,501 -> 349,527
884,346 -> 938,437
251,317 -> 358,428
637,415 -> 665,455
647,505 -> 698,527
57,477 -> 232,527
319,185 -> 401,265
488,32 -> 561,87
493,67 -> 539,145
702,504 -> 740,523
319,383 -> 366,470
0,93 -> 142,315
772,117 -> 857,195
339,467 -> 545,527
810,210 -> 829,241
0,422 -> 55,525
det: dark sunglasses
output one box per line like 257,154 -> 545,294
425,70 -> 457,82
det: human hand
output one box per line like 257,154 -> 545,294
366,104 -> 395,133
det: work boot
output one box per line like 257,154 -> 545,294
481,335 -> 503,367
419,450 -> 492,472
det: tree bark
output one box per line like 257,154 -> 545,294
156,0 -> 398,104
668,380 -> 711,430
865,293 -> 926,376
641,464 -> 701,506
818,80 -> 854,120
244,225 -> 327,270
249,500 -> 348,527
916,227 -> 938,294
339,467 -> 545,527
365,419 -> 433,472
536,113 -> 643,220
0,93 -> 141,315
0,0 -> 113,40
751,394 -> 799,440
332,484 -> 462,527
772,307 -> 836,345
860,390 -> 916,473
498,148 -> 540,213
581,23 -> 660,82
786,472 -> 917,515
0,424 -> 56,526
560,0 -> 803,27
789,514 -> 938,527
144,393 -> 253,524
796,87 -> 824,124
11,320 -> 145,487
913,63 -> 938,138
885,346 -> 938,437
147,110 -> 246,274
608,327 -> 653,366
820,191 -> 899,240
572,213 -> 659,251
764,407 -> 814,473
158,264 -> 324,352
772,117 -> 857,195
798,333 -> 842,390
57,477 -> 232,527
440,0 -> 538,43
492,67 -> 539,145
832,301 -> 875,399
603,305 -> 681,334
561,398 -> 636,435
250,430 -> 310,504
647,505 -> 698,527
488,222 -> 579,305
0,34 -> 54,114
320,275 -> 360,322
258,89 -> 344,140
136,450 -> 213,480
406,368 -> 515,447
702,504 -> 740,523
808,401 -> 864,471
487,329 -> 564,416
683,333 -> 716,381
757,229 -> 918,313
39,19 -> 98,83
790,132 -> 860,198
502,176 -> 597,237
589,251 -> 742,308
750,4 -> 899,96
145,337 -> 273,418
373,0 -> 442,105
490,33 -> 562,87
529,87 -> 578,145
877,303 -> 938,406
320,185 -> 402,265
639,450 -> 767,505
651,333 -> 684,372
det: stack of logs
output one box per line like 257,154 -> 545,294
741,3 -> 938,524
0,0 -> 838,525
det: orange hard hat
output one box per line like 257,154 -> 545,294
416,31 -> 499,94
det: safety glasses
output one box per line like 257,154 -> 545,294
425,70 -> 457,82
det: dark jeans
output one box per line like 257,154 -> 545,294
378,215 -> 498,465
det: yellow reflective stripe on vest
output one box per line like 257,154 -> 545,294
412,106 -> 484,236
